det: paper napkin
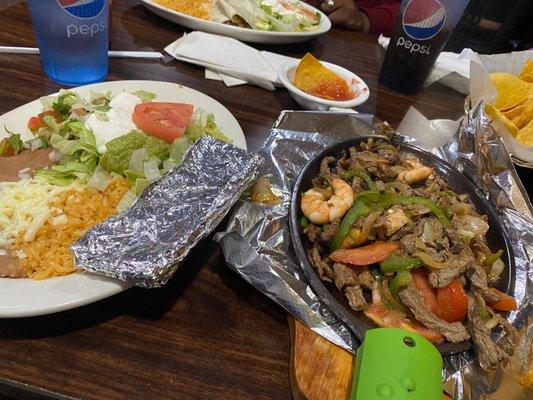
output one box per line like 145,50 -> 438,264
165,31 -> 297,90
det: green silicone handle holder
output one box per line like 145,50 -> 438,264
349,328 -> 443,400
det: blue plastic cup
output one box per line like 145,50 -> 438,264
27,0 -> 109,86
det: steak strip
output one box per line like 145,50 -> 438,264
429,249 -> 474,288
468,264 -> 500,303
332,263 -> 358,290
320,218 -> 340,243
467,291 -> 508,370
309,246 -> 334,282
399,284 -> 470,343
345,285 -> 367,311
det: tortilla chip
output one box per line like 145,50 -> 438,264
511,98 -> 533,130
490,72 -> 531,110
502,104 -> 525,120
518,59 -> 533,83
516,120 -> 533,146
293,53 -> 354,101
486,104 -> 520,137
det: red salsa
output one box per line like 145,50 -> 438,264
306,79 -> 356,101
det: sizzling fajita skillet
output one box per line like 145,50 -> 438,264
289,136 -> 515,356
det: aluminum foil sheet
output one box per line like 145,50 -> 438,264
72,136 -> 262,288
216,106 -> 532,399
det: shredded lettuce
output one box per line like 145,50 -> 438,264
28,89 -> 233,202
87,91 -> 112,113
36,119 -> 99,186
34,169 -> 77,186
256,0 -> 320,32
169,137 -> 191,164
87,164 -> 112,191
116,189 -> 138,213
143,159 -> 162,182
52,91 -> 80,118
133,90 -> 156,103
185,112 -> 232,144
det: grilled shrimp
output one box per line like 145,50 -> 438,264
301,178 -> 354,225
398,159 -> 434,185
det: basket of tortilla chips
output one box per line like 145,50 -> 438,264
482,58 -> 533,167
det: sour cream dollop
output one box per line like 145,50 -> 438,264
85,92 -> 142,154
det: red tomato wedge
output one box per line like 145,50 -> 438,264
28,110 -> 63,131
412,273 -> 468,323
434,280 -> 468,323
364,303 -> 444,343
487,288 -> 518,311
330,241 -> 399,266
132,102 -> 194,143
27,116 -> 43,131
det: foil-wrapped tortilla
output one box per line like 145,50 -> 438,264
72,136 -> 262,288
216,105 -> 532,399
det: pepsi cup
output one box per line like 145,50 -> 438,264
28,0 -> 109,86
379,0 -> 469,94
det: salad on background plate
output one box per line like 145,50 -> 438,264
142,0 -> 330,44
152,0 -> 321,32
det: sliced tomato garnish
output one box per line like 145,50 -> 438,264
434,280 -> 468,323
132,102 -> 194,143
27,116 -> 43,131
330,241 -> 399,266
364,303 -> 444,343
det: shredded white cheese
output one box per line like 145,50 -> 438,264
0,177 -> 74,247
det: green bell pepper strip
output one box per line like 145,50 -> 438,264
300,216 -> 309,228
379,253 -> 422,273
329,191 -> 450,251
483,249 -> 503,266
329,200 -> 371,251
389,270 -> 412,300
380,279 -> 409,313
341,169 -> 376,191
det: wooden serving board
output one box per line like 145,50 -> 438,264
288,317 -> 453,400
288,317 -> 354,400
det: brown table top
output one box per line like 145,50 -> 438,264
0,1 -> 530,400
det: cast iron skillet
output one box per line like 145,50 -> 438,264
289,137 -> 515,355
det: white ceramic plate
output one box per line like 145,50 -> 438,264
0,80 -> 246,318
141,0 -> 331,44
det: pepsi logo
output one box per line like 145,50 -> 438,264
402,0 -> 446,41
57,0 -> 106,19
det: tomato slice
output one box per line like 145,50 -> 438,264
411,270 -> 439,313
434,280 -> 468,323
487,288 -> 517,311
132,102 -> 194,143
364,303 -> 444,343
330,241 -> 399,266
27,116 -> 43,131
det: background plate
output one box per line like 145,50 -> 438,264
141,0 -> 331,44
0,79 -> 246,318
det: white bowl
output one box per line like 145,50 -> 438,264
278,61 -> 370,111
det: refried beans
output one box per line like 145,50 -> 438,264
0,148 -> 53,277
